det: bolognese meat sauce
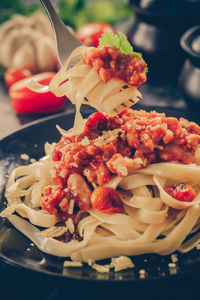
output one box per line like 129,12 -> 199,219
41,109 -> 200,219
82,46 -> 147,87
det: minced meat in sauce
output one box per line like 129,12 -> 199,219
82,46 -> 147,87
41,109 -> 200,220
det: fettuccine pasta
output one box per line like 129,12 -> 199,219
2,154 -> 200,262
27,36 -> 146,134
1,33 -> 200,270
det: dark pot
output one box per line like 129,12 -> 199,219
127,0 -> 200,80
179,25 -> 200,107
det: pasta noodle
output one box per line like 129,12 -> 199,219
1,35 -> 200,270
27,45 -> 142,134
2,145 -> 200,262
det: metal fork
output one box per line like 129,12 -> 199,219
40,0 -> 83,66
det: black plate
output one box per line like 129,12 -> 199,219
1,108 -> 200,285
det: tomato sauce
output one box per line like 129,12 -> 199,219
82,46 -> 147,87
90,186 -> 124,214
164,184 -> 196,202
41,109 -> 200,218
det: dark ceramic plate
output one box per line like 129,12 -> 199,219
1,108 -> 200,284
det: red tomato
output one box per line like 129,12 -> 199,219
4,68 -> 32,87
76,22 -> 115,47
9,72 -> 66,114
84,112 -> 108,137
164,184 -> 196,202
90,186 -> 124,214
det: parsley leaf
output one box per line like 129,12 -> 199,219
118,31 -> 133,54
98,32 -> 120,48
98,32 -> 143,59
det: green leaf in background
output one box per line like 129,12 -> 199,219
0,0 -> 133,30
58,0 -> 133,30
0,0 -> 40,24
57,0 -> 85,29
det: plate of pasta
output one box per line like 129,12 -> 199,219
1,107 -> 200,281
1,32 -> 200,282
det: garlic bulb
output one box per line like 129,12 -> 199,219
0,11 -> 58,72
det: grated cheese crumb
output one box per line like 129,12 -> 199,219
41,226 -> 68,238
66,218 -> 75,234
139,269 -> 146,279
91,263 -> 111,273
196,243 -> 200,250
64,261 -> 83,268
30,158 -> 36,163
70,162 -> 78,168
93,129 -> 124,147
168,263 -> 176,268
67,200 -> 74,215
59,168 -> 68,178
111,256 -> 135,272
171,254 -> 178,263
20,154 -> 30,160
110,159 -> 128,177
80,136 -> 90,146
168,263 -> 178,275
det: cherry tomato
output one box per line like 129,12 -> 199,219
9,72 -> 66,114
84,112 -> 108,137
164,184 -> 196,202
76,22 -> 115,47
4,68 -> 32,87
90,186 -> 124,214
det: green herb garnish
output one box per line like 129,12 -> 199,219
117,31 -> 133,55
98,32 -> 120,49
98,32 -> 148,73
